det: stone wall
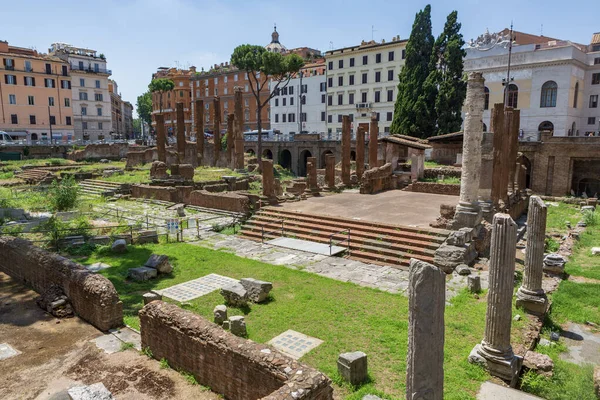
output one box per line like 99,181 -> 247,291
125,144 -> 198,168
139,301 -> 333,400
0,237 -> 122,331
423,167 -> 462,179
360,163 -> 396,194
0,145 -> 71,159
69,143 -> 130,161
189,190 -> 250,213
131,184 -> 179,203
410,182 -> 460,196
430,142 -> 462,165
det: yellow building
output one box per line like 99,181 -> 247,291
0,40 -> 74,143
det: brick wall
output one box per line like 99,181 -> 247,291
189,190 -> 249,213
410,182 -> 460,196
68,143 -> 130,161
0,237 -> 122,331
131,184 -> 179,202
360,163 -> 395,194
139,301 -> 333,400
423,167 -> 462,179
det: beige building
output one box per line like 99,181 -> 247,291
0,40 -> 74,143
108,80 -> 134,139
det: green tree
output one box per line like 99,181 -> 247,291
148,78 -> 174,115
390,4 -> 435,138
136,91 -> 152,126
231,45 -> 304,168
132,118 -> 142,135
431,11 -> 466,135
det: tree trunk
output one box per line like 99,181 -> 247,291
257,104 -> 263,173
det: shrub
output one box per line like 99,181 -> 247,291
581,210 -> 598,226
48,176 -> 79,211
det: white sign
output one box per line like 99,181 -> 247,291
167,219 -> 179,234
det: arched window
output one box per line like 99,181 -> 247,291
573,82 -> 579,108
572,121 -> 578,136
540,81 -> 557,107
507,84 -> 518,108
484,87 -> 490,110
538,121 -> 554,131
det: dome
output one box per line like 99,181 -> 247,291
265,25 -> 287,54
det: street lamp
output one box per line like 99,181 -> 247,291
298,71 -> 304,135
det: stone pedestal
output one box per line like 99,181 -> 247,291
213,305 -> 227,325
213,96 -> 221,166
516,196 -> 548,314
369,113 -> 378,169
469,213 -> 522,385
325,154 -> 336,190
155,114 -> 166,163
194,99 -> 204,165
342,115 -> 351,186
406,258 -> 445,400
356,125 -> 366,179
176,102 -> 186,162
410,152 -> 424,182
306,156 -> 319,194
337,351 -> 368,386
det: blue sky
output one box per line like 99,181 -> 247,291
2,0 -> 597,117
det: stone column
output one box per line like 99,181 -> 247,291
262,159 -> 275,198
213,96 -> 221,167
176,102 -> 186,162
355,125 -> 366,180
306,156 -> 319,193
406,258 -> 445,400
226,113 -> 235,166
325,154 -> 336,190
155,114 -> 166,163
516,196 -> 548,314
453,72 -> 485,229
369,113 -> 378,168
478,131 -> 494,221
491,104 -> 506,207
469,213 -> 522,384
194,99 -> 204,165
507,110 -> 521,194
234,87 -> 245,170
342,115 -> 351,186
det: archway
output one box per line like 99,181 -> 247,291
298,149 -> 312,177
246,148 -> 255,156
321,150 -> 333,168
538,121 -> 554,132
279,149 -> 292,170
262,148 -> 273,160
30,133 -> 38,142
350,150 -> 356,162
519,155 -> 532,189
576,178 -> 600,198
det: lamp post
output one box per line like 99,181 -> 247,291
298,71 -> 304,135
48,106 -> 53,145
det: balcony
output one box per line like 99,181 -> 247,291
355,102 -> 372,110
70,64 -> 112,75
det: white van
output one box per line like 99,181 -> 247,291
0,131 -> 14,145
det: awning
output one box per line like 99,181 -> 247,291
6,131 -> 27,137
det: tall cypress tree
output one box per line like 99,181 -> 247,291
390,5 -> 435,138
431,11 -> 466,135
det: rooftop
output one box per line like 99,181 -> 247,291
381,135 -> 431,150
325,36 -> 407,56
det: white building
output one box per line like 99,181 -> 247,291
50,43 -> 112,141
464,30 -> 600,138
324,36 -> 407,136
269,61 -> 327,137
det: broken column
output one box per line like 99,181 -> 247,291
507,110 -> 521,194
453,72 -> 485,229
325,154 -> 336,190
234,87 -> 245,170
262,159 -> 275,199
213,96 -> 221,167
227,113 -> 234,166
342,115 -> 351,186
306,156 -> 319,194
369,113 -> 378,168
406,258 -> 445,400
176,102 -> 186,163
155,114 -> 166,163
490,104 -> 506,207
195,99 -> 204,165
469,213 -> 522,384
410,151 -> 425,182
516,196 -> 548,314
479,131 -> 494,221
356,124 -> 366,180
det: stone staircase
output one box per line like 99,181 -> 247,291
79,179 -> 128,197
17,168 -> 56,184
240,208 -> 450,268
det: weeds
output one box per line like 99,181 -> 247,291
140,347 -> 153,358
48,176 -> 79,211
160,358 -> 170,369
120,342 -> 135,351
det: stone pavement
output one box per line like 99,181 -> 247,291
477,381 -> 543,399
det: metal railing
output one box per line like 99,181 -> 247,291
329,229 -> 351,256
261,219 -> 284,243
70,64 -> 112,74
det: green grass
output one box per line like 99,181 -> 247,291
550,281 -> 600,325
418,176 -> 461,185
424,160 -> 445,168
546,203 -> 581,235
564,226 -> 600,280
194,166 -> 242,182
78,242 -> 493,398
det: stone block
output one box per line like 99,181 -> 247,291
136,230 -> 159,244
229,315 -> 247,337
337,351 -> 368,386
220,283 -> 248,307
128,267 -> 157,281
113,234 -> 132,244
240,278 -> 273,303
179,164 -> 195,180
111,239 -> 127,253
456,264 -> 472,275
523,351 -> 554,377
68,382 -> 113,399
143,292 -> 162,305
222,320 -> 230,330
467,275 -> 481,293
582,205 -> 596,212
177,206 -> 186,217
144,254 -> 173,274
213,305 -> 227,325
446,231 -> 467,246
89,235 -> 111,246
433,243 -> 477,273
543,253 -> 566,274
591,247 -> 600,256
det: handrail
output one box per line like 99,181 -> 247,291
261,219 -> 284,243
329,228 -> 351,256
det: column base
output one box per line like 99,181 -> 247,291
451,203 -> 482,230
516,287 -> 548,315
478,200 -> 494,223
469,343 -> 523,387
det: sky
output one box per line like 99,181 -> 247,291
2,0 -> 597,118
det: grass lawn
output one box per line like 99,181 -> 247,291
545,203 -> 581,235
79,242 -> 493,399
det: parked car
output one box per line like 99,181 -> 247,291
0,131 -> 14,145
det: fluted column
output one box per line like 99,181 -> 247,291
342,115 -> 351,186
469,213 -> 522,385
213,96 -> 221,167
369,113 -> 378,168
155,114 -> 166,163
325,154 -> 336,190
194,99 -> 204,165
516,196 -> 548,314
176,102 -> 186,163
406,259 -> 445,400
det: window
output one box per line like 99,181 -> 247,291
402,49 -> 406,59
95,93 -> 103,101
5,75 -> 16,85
320,82 -> 326,91
45,78 -> 55,88
289,86 -> 294,95
66,116 -> 71,125
362,55 -> 368,65
28,95 -> 34,105
574,82 -> 579,108
283,98 -> 286,106
30,115 -> 36,124
388,51 -> 394,62
224,76 -> 228,83
321,94 -> 325,104
275,98 -> 279,107
387,89 -> 393,102
79,92 -> 88,100
81,107 -> 87,116
387,112 -> 393,121
95,80 -> 100,89
45,63 -> 51,74
375,71 -> 381,82
290,97 -> 294,105
244,98 -> 249,107
78,61 -> 84,69
98,122 -> 103,130
179,90 -> 184,97
376,112 -> 380,121
350,58 -> 355,67
214,77 -> 218,84
24,60 -> 32,72
62,65 -> 68,76
48,97 -> 55,106
594,45 -> 600,52
8,94 -> 15,104
82,122 -> 88,130
338,94 -> 343,105
80,78 -> 85,87
592,73 -> 600,85
97,107 -> 102,116
94,63 -> 99,72
328,115 -> 332,123
349,75 -> 355,85
289,113 -> 295,123
301,96 -> 306,105
338,115 -> 343,123
484,87 -> 490,110
275,114 -> 279,123
338,76 -> 343,86
590,95 -> 599,108
65,98 -> 70,107
588,117 -> 596,125
594,58 -> 600,65
301,84 -> 307,93
4,58 -> 14,70
61,80 -> 71,89
234,74 -> 238,81
376,53 -> 382,63
320,111 -> 326,121
328,95 -> 332,106
349,93 -> 355,104
328,61 -> 333,70
507,84 -> 518,108
540,81 -> 557,107
282,114 -> 287,123
339,60 -> 343,69
49,116 -> 56,125
374,91 -> 381,103
362,73 -> 367,84
10,114 -> 17,124
24,76 -> 35,86
224,101 -> 228,109
361,92 -> 367,103
388,70 -> 394,81
328,77 -> 333,88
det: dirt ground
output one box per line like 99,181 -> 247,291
0,272 -> 219,400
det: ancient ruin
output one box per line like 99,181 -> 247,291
213,96 -> 221,166
341,115 -> 351,186
369,113 -> 378,168
195,99 -> 204,164
325,153 -> 336,190
356,124 -> 366,180
155,113 -> 167,163
176,102 -> 186,162
233,87 -> 245,170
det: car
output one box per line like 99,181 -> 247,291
0,131 -> 14,145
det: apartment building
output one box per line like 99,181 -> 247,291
151,67 -> 194,137
107,79 -> 134,139
269,60 -> 326,135
122,101 -> 133,138
0,40 -> 74,143
324,36 -> 407,136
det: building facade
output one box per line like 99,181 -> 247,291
50,43 -> 112,141
150,67 -> 194,138
0,40 -> 74,143
107,80 -> 134,139
269,60 -> 326,136
123,101 -> 133,138
464,30 -> 600,138
324,36 -> 407,136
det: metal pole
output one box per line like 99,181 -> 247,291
48,106 -> 53,145
503,23 -> 514,108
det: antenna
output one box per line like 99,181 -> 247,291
371,25 -> 377,41
329,41 -> 334,50
540,24 -> 543,36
